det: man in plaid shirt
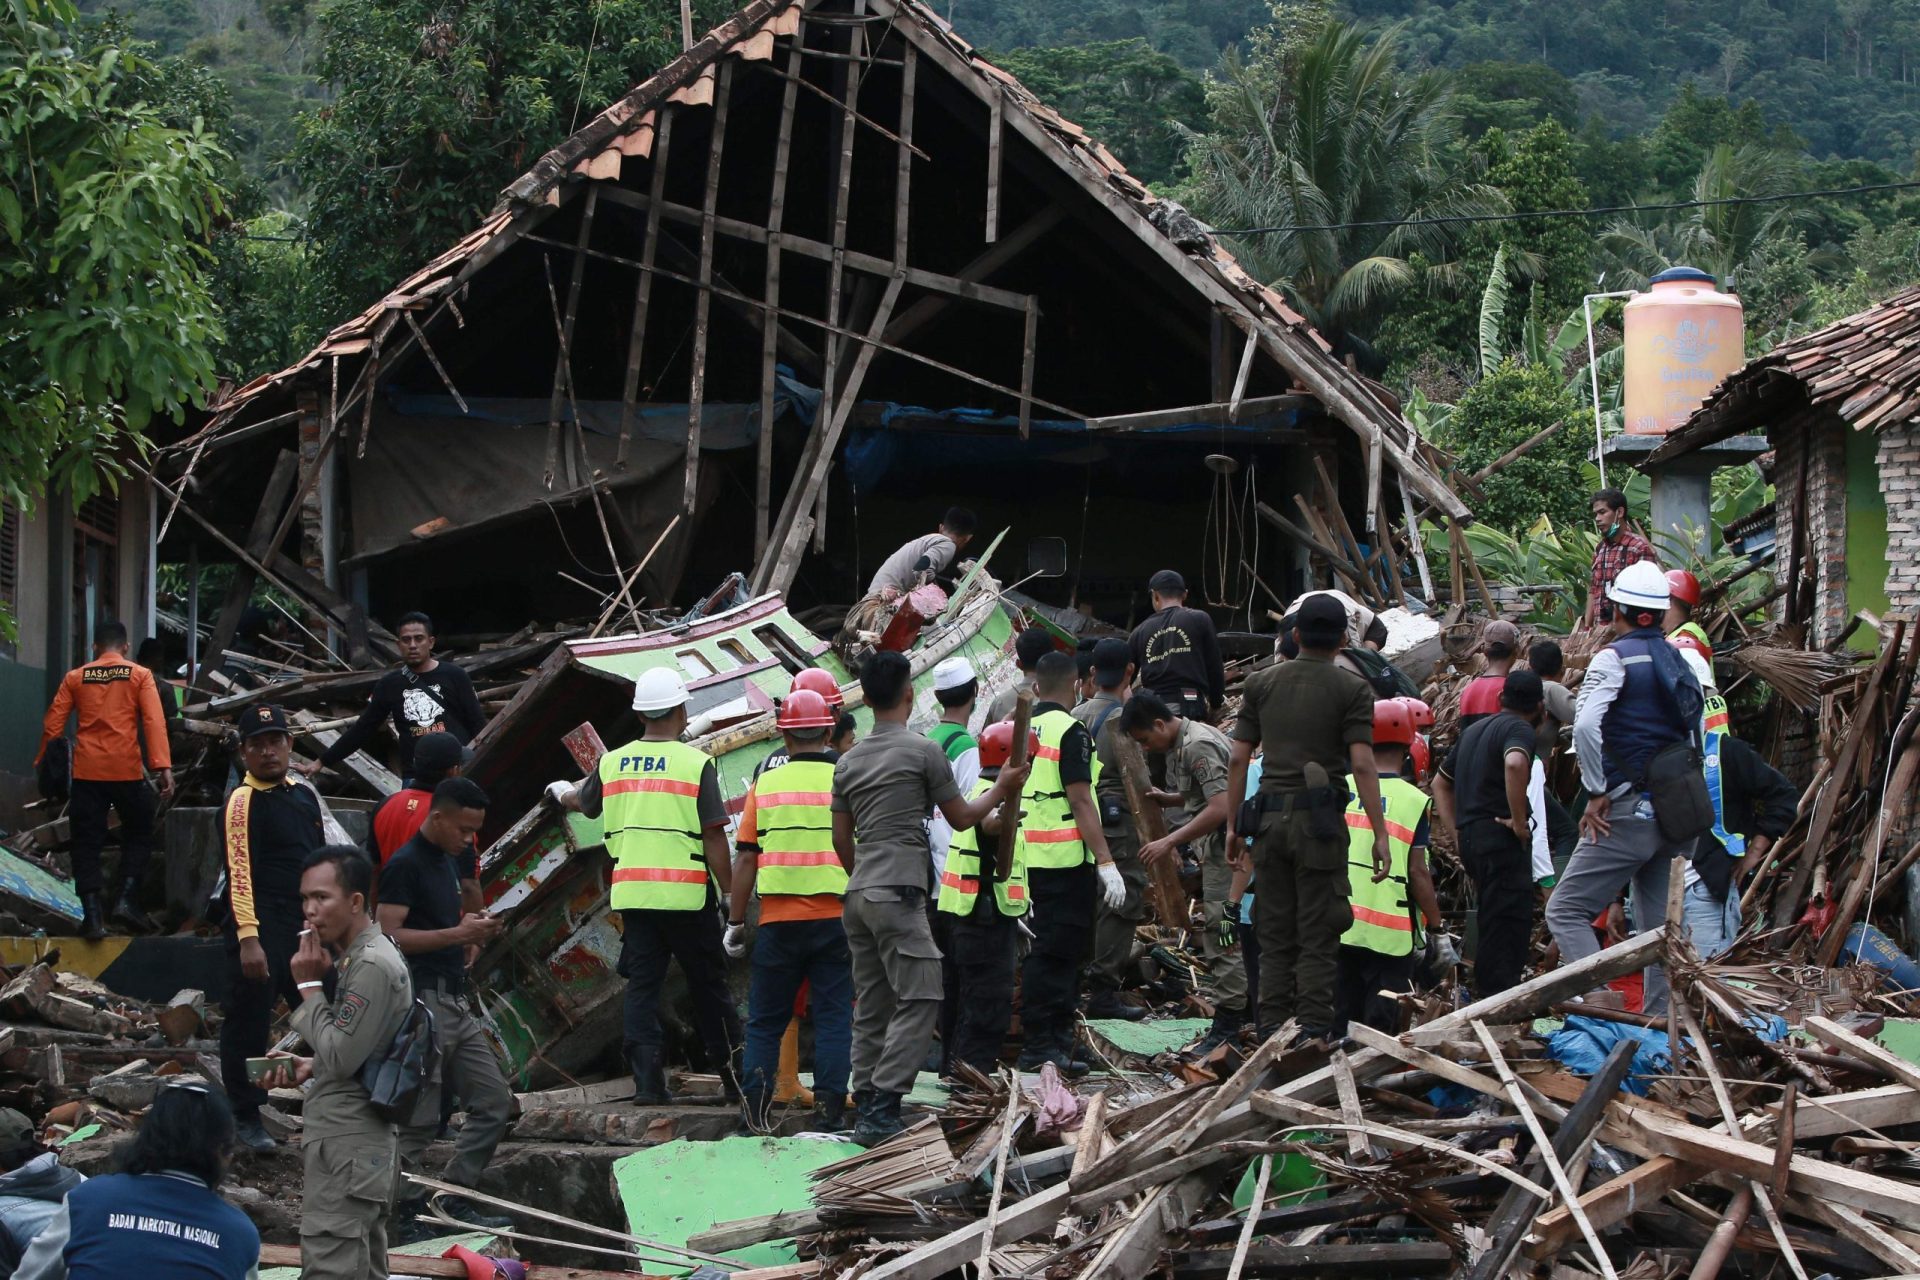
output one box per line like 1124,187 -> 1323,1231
1585,488 -> 1657,628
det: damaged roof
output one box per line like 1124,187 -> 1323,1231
186,0 -> 1465,519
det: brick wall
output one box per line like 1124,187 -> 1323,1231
1880,420 -> 1920,622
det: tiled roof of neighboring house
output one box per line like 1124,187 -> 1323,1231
1651,283 -> 1920,463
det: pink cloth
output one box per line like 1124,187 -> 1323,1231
1029,1062 -> 1083,1134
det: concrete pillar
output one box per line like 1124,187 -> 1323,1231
1598,433 -> 1770,559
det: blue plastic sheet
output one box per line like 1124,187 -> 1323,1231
1543,1012 -> 1789,1096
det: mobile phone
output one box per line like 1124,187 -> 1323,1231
245,1057 -> 278,1083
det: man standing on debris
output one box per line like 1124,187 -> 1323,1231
1433,671 -> 1544,997
218,704 -> 324,1154
726,689 -> 853,1131
1078,639 -> 1149,1022
261,847 -> 413,1280
1122,691 -> 1247,1052
1017,652 -> 1128,1076
377,778 -> 514,1237
36,619 -> 173,939
366,733 -> 482,906
1456,620 -> 1521,728
550,669 -> 740,1104
1130,570 -> 1223,720
925,657 -> 982,888
831,650 -> 1028,1145
867,508 -> 977,600
985,626 -> 1055,725
754,668 -> 847,782
297,612 -> 486,783
1583,489 -> 1657,629
1226,594 -> 1388,1045
1549,561 -> 1705,1012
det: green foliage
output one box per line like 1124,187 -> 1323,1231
211,209 -> 313,379
1,0 -> 229,515
1428,361 -> 1587,536
295,0 -> 731,319
991,40 -> 1205,187
1449,59 -> 1577,136
943,0 -> 1270,69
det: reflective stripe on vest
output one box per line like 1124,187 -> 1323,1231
601,739 -> 711,910
1701,693 -> 1745,858
752,759 -> 847,897
937,780 -> 1029,917
1340,775 -> 1427,956
1017,710 -> 1091,868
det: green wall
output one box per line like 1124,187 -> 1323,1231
1846,426 -> 1891,652
0,659 -> 47,774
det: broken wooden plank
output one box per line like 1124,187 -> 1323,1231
1169,1243 -> 1455,1278
1803,1016 -> 1920,1093
862,1182 -> 1070,1280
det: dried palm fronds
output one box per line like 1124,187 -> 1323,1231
1726,642 -> 1857,710
811,1118 -> 957,1216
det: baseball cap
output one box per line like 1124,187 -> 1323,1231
241,704 -> 292,739
1091,637 -> 1131,679
411,731 -> 471,777
931,656 -> 976,693
0,1108 -> 36,1155
1296,592 -> 1348,642
1501,668 -> 1545,712
1483,620 -> 1521,651
1148,569 -> 1186,595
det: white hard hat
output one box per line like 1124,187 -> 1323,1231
631,667 -> 690,714
1607,560 -> 1671,612
1679,648 -> 1715,692
931,656 -> 977,693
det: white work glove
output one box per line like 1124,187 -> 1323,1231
1097,862 -> 1127,911
723,922 -> 748,958
545,780 -> 576,806
1425,931 -> 1461,970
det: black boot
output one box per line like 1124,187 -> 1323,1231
1192,1007 -> 1248,1056
111,891 -> 156,933
810,1093 -> 847,1132
79,895 -> 106,941
852,1091 -> 904,1147
629,1047 -> 670,1105
1084,990 -> 1147,1022
438,1193 -> 515,1232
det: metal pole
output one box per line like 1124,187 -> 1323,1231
1584,289 -> 1635,488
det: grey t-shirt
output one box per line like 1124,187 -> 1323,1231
868,533 -> 957,596
833,720 -> 962,891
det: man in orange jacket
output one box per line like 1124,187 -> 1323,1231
36,621 -> 173,939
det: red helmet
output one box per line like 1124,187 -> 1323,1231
1373,699 -> 1415,747
1669,632 -> 1715,664
979,720 -> 1040,770
1409,734 -> 1431,785
1395,697 -> 1434,731
790,668 -> 845,707
777,688 -> 836,730
1665,569 -> 1702,609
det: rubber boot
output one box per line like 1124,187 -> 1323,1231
112,891 -> 156,933
852,1091 -> 904,1147
772,1019 -> 814,1106
629,1047 -> 670,1105
79,895 -> 106,942
810,1093 -> 847,1133
1192,1007 -> 1248,1056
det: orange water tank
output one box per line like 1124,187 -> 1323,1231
1621,266 -> 1745,435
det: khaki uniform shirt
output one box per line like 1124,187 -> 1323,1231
1166,717 -> 1232,812
833,720 -> 961,892
1232,655 -> 1373,793
292,922 -> 413,1141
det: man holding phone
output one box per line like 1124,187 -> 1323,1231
217,704 -> 324,1154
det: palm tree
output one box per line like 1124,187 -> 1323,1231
1599,143 -> 1817,287
1183,18 -> 1506,347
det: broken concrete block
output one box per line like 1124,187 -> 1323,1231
87,1061 -> 162,1111
157,990 -> 205,1046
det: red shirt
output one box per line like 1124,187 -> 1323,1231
371,789 -> 479,878
1458,674 -> 1506,723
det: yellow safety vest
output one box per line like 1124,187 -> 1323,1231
600,738 -> 712,911
1018,709 -> 1093,869
750,758 -> 846,898
1340,774 -> 1428,957
937,779 -> 1029,918
1671,620 -> 1711,652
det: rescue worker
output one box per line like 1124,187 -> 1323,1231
15,1080 -> 258,1280
831,650 -> 1028,1146
1456,620 -> 1520,728
725,689 -> 853,1131
377,778 -> 514,1238
985,627 -> 1055,725
549,668 -> 740,1102
1121,691 -> 1246,1052
1226,594 -> 1388,1044
755,668 -> 847,781
1547,560 -> 1704,1013
1334,702 -> 1444,1034
1129,570 -> 1224,719
217,704 -> 324,1153
926,657 -> 981,1072
1016,652 -> 1128,1075
36,619 -> 173,938
259,847 -> 413,1280
1078,639 -> 1149,1022
934,720 -> 1033,1074
868,508 -> 976,600
1665,570 -> 1711,657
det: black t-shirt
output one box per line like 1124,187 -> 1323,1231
236,781 -> 324,908
318,662 -> 487,776
379,831 -> 466,989
1129,605 -> 1224,707
1445,711 -> 1536,825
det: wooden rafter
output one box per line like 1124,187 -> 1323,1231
685,60 -> 734,511
617,107 -> 675,467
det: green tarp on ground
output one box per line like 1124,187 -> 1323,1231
1084,1017 -> 1210,1057
1877,1017 -> 1920,1064
613,1135 -> 850,1273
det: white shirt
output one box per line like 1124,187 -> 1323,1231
926,742 -> 981,880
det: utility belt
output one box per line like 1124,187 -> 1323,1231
1237,782 -> 1352,841
413,974 -> 470,1004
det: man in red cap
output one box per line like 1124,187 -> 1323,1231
1664,570 -> 1711,658
1456,620 -> 1521,730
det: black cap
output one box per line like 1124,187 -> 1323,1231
1295,592 -> 1348,644
1149,569 -> 1186,595
1501,668 -> 1545,712
1091,637 -> 1131,678
240,704 -> 291,739
411,731 -> 471,777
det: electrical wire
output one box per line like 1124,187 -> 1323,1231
1212,177 -> 1920,237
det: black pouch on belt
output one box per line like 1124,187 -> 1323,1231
1301,762 -> 1349,840
1237,792 -> 1265,837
